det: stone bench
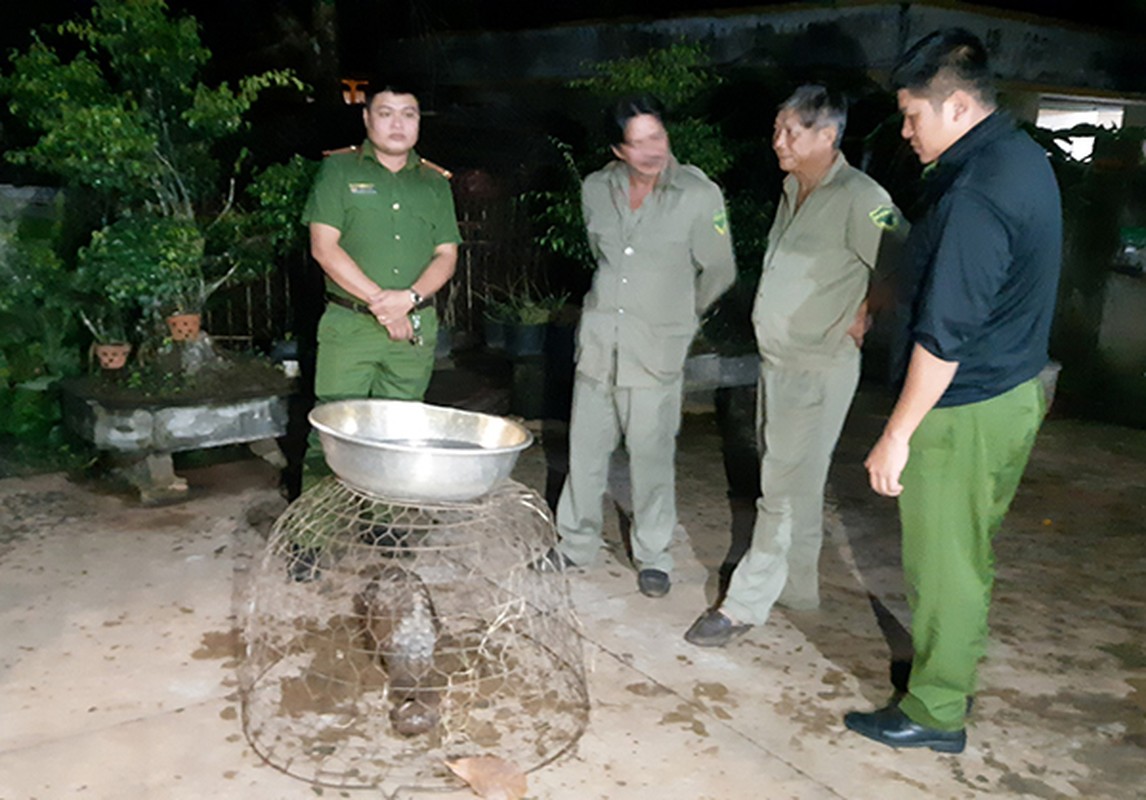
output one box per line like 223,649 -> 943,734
61,381 -> 289,503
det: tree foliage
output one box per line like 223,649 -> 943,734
571,42 -> 731,177
5,0 -> 300,217
571,43 -> 712,108
1,0 -> 306,317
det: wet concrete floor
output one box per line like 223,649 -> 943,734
0,380 -> 1143,799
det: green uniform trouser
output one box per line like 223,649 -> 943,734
555,373 -> 684,573
301,305 -> 438,492
722,356 -> 860,625
898,377 -> 1045,732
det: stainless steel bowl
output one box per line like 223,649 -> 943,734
308,400 -> 534,502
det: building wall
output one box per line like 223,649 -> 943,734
395,1 -> 1146,98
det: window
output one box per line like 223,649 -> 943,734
1037,99 -> 1125,162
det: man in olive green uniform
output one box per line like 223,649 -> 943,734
300,82 -> 460,491
686,85 -> 904,645
537,94 -> 736,598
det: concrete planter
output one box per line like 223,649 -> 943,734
61,383 -> 289,503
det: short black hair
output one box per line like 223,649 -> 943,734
362,74 -> 424,107
604,94 -> 667,148
891,28 -> 997,108
779,84 -> 847,148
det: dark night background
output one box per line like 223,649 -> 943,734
7,1 -> 1146,77
5,1 -> 1146,160
3,2 -> 1145,437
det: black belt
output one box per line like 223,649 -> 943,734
326,293 -> 373,316
326,293 -> 431,315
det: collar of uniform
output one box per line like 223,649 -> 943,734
357,140 -> 422,172
782,151 -> 848,201
605,152 -> 685,195
929,111 -> 1012,183
658,153 -> 684,190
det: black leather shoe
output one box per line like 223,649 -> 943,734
637,569 -> 671,597
844,705 -> 966,753
530,547 -> 576,573
684,608 -> 752,647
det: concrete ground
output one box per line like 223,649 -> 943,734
1,380 -> 1144,800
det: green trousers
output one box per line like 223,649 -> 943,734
301,305 -> 438,492
898,377 -> 1045,731
555,373 -> 684,573
722,356 -> 860,624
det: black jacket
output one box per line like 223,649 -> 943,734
893,111 -> 1062,407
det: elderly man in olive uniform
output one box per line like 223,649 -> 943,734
535,94 -> 736,598
686,85 -> 904,645
300,81 -> 460,492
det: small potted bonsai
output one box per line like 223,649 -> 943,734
76,214 -> 210,342
77,309 -> 132,371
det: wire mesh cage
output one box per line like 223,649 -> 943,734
240,477 -> 588,791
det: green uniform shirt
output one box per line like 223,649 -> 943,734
753,153 -> 904,368
301,142 -> 461,298
578,155 -> 736,387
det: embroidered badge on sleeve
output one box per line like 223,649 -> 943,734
869,205 -> 899,231
713,209 -> 728,235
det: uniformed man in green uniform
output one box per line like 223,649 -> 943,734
300,81 -> 461,492
685,85 -> 905,645
535,94 -> 736,598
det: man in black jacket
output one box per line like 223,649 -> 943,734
844,28 -> 1062,754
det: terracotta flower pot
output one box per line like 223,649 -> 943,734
94,342 -> 132,370
166,313 -> 202,341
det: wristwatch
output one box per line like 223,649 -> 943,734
409,288 -> 423,306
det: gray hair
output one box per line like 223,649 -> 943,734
779,84 -> 847,149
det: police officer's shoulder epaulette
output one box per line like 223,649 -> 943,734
322,145 -> 360,158
419,157 -> 453,180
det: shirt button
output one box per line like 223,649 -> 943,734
621,278 -> 628,284
392,202 -> 400,210
393,268 -> 400,274
618,308 -> 625,314
394,234 -> 401,240
623,246 -> 634,256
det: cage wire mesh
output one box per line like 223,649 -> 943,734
241,477 -> 588,791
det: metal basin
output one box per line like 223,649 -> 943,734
308,400 -> 534,502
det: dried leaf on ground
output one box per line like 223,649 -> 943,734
445,755 -> 528,799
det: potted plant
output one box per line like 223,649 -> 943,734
74,214 -> 208,341
76,308 -> 132,370
485,289 -> 568,358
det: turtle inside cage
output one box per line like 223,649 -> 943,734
240,477 -> 588,791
